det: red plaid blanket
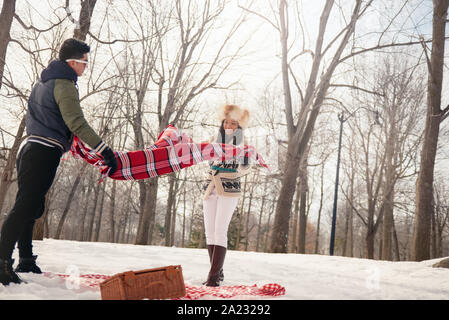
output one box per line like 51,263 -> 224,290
70,125 -> 268,181
43,272 -> 286,299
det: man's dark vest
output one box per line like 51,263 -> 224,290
26,60 -> 78,152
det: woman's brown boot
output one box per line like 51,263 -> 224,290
204,245 -> 226,287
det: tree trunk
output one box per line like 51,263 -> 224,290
244,181 -> 256,251
76,187 -> 87,241
170,194 -> 177,247
235,174 -> 248,249
33,187 -> 53,240
366,229 -> 376,260
146,178 -> 159,245
164,174 -> 176,246
169,177 -> 179,247
270,146 -> 300,253
343,159 -> 355,258
181,181 -> 186,248
73,184 -> 87,239
431,209 -> 438,258
315,164 -> 325,254
0,0 -> 15,90
347,145 -> 355,257
342,198 -> 350,257
264,198 -> 276,252
72,0 -> 97,41
78,175 -> 94,241
86,182 -> 101,241
0,116 -> 25,214
93,181 -> 106,242
135,177 -> 159,245
382,189 -> 395,260
54,163 -> 86,239
290,178 -> 300,253
411,0 -> 449,261
393,222 -> 400,261
347,192 -> 354,257
109,179 -> 117,243
297,155 -> 309,253
382,109 -> 397,260
118,193 -> 131,243
256,178 -> 268,252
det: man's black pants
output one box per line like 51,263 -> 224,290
0,142 -> 61,259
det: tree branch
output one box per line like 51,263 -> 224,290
330,83 -> 384,96
14,13 -> 66,33
441,104 -> 449,122
339,38 -> 437,64
237,4 -> 279,31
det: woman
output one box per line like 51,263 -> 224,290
202,104 -> 251,287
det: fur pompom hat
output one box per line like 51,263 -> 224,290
217,104 -> 250,129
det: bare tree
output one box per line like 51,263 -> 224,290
378,59 -> 425,260
0,0 -> 15,90
0,0 -> 19,214
130,0 -> 248,245
0,3 -> 70,216
164,173 -> 179,246
268,0 -> 367,253
54,163 -> 87,239
339,54 -> 424,259
411,0 -> 449,261
242,0 -> 437,254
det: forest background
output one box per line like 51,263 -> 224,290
1,0 -> 449,262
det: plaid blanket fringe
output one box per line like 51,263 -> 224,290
70,125 -> 269,181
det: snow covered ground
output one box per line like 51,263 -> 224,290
1,238 -> 449,300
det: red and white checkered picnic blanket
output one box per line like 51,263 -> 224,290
43,272 -> 285,299
70,125 -> 269,181
177,283 -> 285,299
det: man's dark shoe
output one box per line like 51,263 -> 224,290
0,258 -> 23,286
15,255 -> 42,274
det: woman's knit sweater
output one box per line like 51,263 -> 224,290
202,133 -> 251,200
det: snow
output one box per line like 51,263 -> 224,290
1,238 -> 449,300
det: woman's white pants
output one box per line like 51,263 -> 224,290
203,190 -> 239,248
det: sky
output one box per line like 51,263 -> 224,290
1,1 -> 436,126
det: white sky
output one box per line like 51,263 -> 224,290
1,0 -> 436,119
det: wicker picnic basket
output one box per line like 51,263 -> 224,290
99,265 -> 186,300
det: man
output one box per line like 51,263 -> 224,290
0,38 -> 118,285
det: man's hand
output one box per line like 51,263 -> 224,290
101,146 -> 118,176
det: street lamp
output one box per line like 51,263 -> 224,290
329,112 -> 346,256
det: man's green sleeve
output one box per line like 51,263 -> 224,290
54,79 -> 102,149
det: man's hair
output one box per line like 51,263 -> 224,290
59,38 -> 90,61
